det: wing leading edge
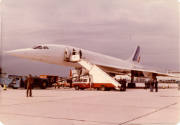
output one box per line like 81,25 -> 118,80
98,61 -> 175,78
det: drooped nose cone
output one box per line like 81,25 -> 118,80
5,48 -> 34,58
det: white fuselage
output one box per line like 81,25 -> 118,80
6,44 -> 174,79
7,44 -> 134,70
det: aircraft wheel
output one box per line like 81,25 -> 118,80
40,81 -> 47,89
75,86 -> 79,90
100,86 -> 106,91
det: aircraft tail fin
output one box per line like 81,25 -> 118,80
129,46 -> 141,63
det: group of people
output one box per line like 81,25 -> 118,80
118,79 -> 127,91
72,48 -> 82,58
145,79 -> 158,92
26,74 -> 159,98
64,48 -> 82,62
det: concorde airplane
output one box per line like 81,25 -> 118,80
6,44 -> 172,88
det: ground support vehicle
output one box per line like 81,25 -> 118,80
0,75 -> 21,89
73,75 -> 120,91
53,79 -> 69,88
24,75 -> 58,89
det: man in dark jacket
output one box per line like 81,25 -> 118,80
150,79 -> 154,92
26,74 -> 33,97
154,79 -> 158,92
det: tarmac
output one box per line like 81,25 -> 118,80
0,84 -> 180,125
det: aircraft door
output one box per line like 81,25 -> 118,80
69,48 -> 80,62
64,47 -> 71,61
64,48 -> 81,62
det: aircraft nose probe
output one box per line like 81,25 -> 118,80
5,50 -> 19,55
5,50 -> 24,56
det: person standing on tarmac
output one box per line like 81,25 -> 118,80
150,79 -> 154,92
154,79 -> 158,92
145,79 -> 150,89
26,74 -> 33,97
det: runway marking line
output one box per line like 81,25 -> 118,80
0,112 -> 119,125
118,102 -> 178,125
0,102 -> 178,125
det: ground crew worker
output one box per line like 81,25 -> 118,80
64,49 -> 68,61
144,79 -> 148,89
122,79 -> 127,91
150,80 -> 154,92
154,79 -> 158,92
89,74 -> 93,89
3,84 -> 7,90
79,50 -> 82,59
178,81 -> 180,90
2,80 -> 7,90
26,74 -> 33,97
72,48 -> 76,55
69,79 -> 72,88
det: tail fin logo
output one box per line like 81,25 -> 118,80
132,46 -> 141,63
137,56 -> 141,63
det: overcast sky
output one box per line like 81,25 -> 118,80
1,0 -> 179,76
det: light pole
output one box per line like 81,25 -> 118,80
0,0 -> 2,75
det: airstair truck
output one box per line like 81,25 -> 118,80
72,60 -> 121,91
66,49 -> 121,91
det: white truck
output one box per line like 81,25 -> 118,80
72,75 -> 120,91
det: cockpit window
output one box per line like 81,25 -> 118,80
33,45 -> 49,49
33,46 -> 43,49
43,46 -> 49,49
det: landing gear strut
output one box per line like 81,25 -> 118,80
128,71 -> 136,88
128,83 -> 136,88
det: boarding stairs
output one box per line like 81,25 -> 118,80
77,59 -> 121,90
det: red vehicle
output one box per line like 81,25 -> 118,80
73,76 -> 91,90
72,75 -> 117,91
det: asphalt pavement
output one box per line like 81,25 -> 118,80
0,85 -> 179,125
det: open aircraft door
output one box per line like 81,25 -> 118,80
70,48 -> 80,62
64,47 -> 71,61
64,48 -> 80,62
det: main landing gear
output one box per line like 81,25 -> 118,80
127,83 -> 136,88
128,71 -> 136,88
